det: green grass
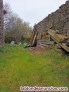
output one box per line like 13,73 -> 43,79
0,44 -> 69,92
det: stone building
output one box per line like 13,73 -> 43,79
36,0 -> 69,37
0,0 -> 4,47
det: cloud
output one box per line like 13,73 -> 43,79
3,0 -> 66,26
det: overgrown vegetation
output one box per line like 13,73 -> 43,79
0,44 -> 69,92
4,3 -> 32,43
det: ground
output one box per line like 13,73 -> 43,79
0,44 -> 69,92
29,46 -> 45,56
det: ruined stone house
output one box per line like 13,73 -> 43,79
35,0 -> 69,37
30,0 -> 69,46
0,0 -> 4,47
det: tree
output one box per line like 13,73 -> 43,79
4,3 -> 32,43
3,3 -> 12,30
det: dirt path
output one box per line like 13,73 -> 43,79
29,46 -> 45,56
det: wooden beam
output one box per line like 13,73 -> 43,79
48,29 -> 68,43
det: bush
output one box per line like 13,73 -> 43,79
5,35 -> 15,43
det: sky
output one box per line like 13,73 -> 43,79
3,0 -> 67,27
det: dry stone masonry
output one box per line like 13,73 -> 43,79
36,0 -> 69,37
0,0 -> 4,47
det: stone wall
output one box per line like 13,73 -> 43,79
36,0 -> 69,37
0,0 -> 4,47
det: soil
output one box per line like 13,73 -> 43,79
29,46 -> 45,56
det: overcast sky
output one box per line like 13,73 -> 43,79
3,0 -> 67,27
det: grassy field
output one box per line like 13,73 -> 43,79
0,44 -> 69,92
